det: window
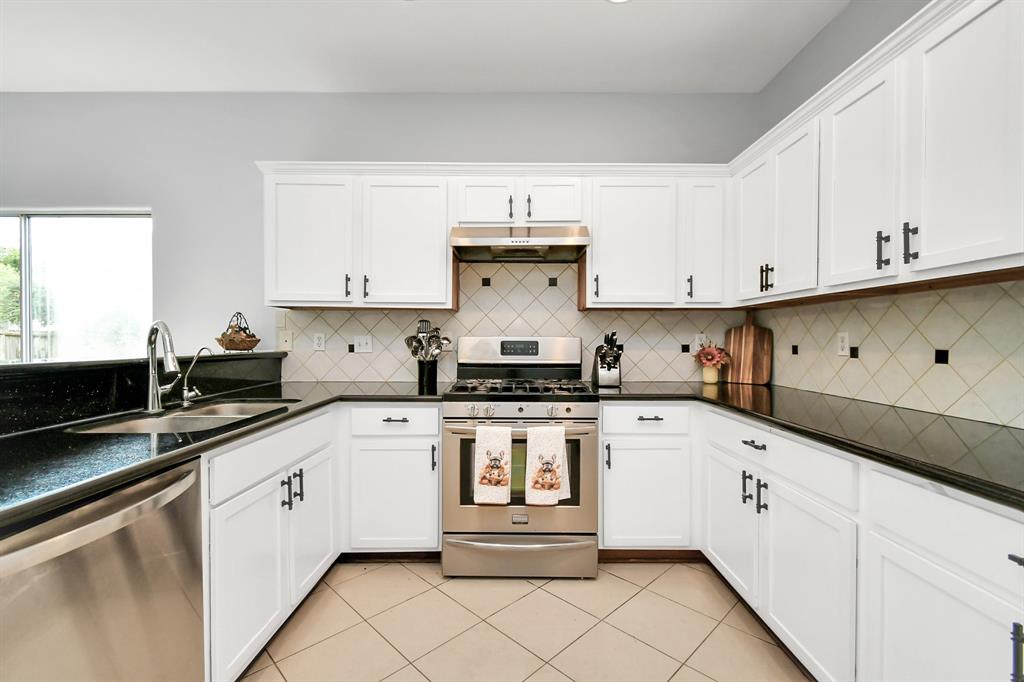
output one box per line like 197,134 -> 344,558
0,213 -> 152,364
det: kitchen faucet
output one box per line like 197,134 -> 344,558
146,320 -> 181,413
181,347 -> 215,408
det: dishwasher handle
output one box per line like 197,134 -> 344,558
0,468 -> 196,577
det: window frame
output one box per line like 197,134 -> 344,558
0,207 -> 153,364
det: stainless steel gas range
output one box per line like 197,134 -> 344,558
441,337 -> 599,578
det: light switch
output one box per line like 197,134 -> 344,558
354,335 -> 373,353
312,333 -> 327,352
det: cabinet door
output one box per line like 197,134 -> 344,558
350,438 -> 439,549
704,446 -> 759,604
523,177 -> 582,222
455,177 -> 516,223
760,478 -> 856,682
772,120 -> 820,295
861,531 -> 1019,682
820,62 -> 900,287
602,438 -> 690,548
590,178 -> 678,305
264,174 -> 354,304
904,0 -> 1024,272
288,446 -> 337,604
735,159 -> 775,300
210,476 -> 288,682
680,178 -> 725,303
362,176 -> 449,305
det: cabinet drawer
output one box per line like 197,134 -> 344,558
351,406 -> 439,436
766,433 -> 858,511
867,471 -> 1024,600
602,404 -> 689,435
210,412 -> 333,506
704,411 -> 773,458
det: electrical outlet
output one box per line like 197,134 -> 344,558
277,330 -> 294,352
354,335 -> 373,353
836,332 -> 850,357
312,333 -> 327,352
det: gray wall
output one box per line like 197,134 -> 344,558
0,93 -> 761,353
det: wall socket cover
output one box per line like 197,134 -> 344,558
277,329 -> 294,352
836,331 -> 850,357
354,335 -> 373,353
312,333 -> 327,352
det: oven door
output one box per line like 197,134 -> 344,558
442,420 -> 598,534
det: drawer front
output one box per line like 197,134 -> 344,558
765,433 -> 858,511
351,406 -> 439,436
868,471 -> 1024,600
601,404 -> 689,435
210,412 -> 333,506
704,410 -> 773,458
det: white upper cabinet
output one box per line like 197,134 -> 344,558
903,0 -> 1024,273
820,62 -> 900,287
264,174 -> 354,305
522,177 -> 583,222
361,176 -> 450,305
454,176 -> 582,224
680,178 -> 726,303
589,178 -> 678,306
455,177 -> 516,223
771,120 -> 820,296
735,159 -> 775,300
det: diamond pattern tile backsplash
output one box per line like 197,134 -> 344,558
280,265 -> 1023,428
756,281 -> 1024,428
280,263 -> 745,387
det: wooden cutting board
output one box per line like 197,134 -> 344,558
721,311 -> 773,385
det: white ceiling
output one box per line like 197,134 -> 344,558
0,0 -> 850,93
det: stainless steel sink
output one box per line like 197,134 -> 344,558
69,400 -> 298,434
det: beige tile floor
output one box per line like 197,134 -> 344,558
242,561 -> 811,682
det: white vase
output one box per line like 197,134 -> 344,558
702,366 -> 719,384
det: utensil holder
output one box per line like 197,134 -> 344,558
418,360 -> 438,396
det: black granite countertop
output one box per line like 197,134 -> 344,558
603,382 -> 1024,510
0,381 -> 442,537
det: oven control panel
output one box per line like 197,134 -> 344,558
442,401 -> 599,420
500,340 -> 539,356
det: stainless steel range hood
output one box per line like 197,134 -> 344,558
450,226 -> 590,263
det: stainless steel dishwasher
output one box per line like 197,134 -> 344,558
0,459 -> 203,682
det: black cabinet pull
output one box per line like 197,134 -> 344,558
527,194 -> 532,218
281,477 -> 294,510
605,443 -> 612,469
1012,622 -> 1023,682
902,222 -> 919,264
741,439 -> 767,451
741,470 -> 753,504
292,468 -> 305,502
345,274 -> 351,298
593,274 -> 600,298
1010,554 -> 1024,568
756,479 -> 768,514
686,275 -> 694,299
758,264 -> 765,292
508,195 -> 514,220
363,275 -> 369,298
382,417 -> 410,423
766,264 -> 775,290
637,415 -> 664,422
431,444 -> 437,471
875,230 -> 891,270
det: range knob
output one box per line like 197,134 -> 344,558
546,405 -> 558,417
467,404 -> 479,417
482,404 -> 495,417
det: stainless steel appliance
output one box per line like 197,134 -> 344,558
450,225 -> 590,263
442,337 -> 599,578
0,460 -> 203,682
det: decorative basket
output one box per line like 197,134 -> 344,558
215,311 -> 261,352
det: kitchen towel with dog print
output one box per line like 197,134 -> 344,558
526,426 -> 570,506
474,425 -> 512,505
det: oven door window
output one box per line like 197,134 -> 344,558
459,437 -> 581,506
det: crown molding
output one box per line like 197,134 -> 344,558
729,0 -> 971,172
255,161 -> 730,177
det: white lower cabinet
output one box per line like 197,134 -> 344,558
288,447 -> 337,603
349,437 -> 439,550
860,531 -> 1019,682
704,445 -> 760,604
602,437 -> 690,548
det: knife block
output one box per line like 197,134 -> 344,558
591,346 -> 622,388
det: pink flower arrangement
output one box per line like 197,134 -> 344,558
694,339 -> 730,368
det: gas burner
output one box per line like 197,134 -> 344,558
447,378 -> 594,396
